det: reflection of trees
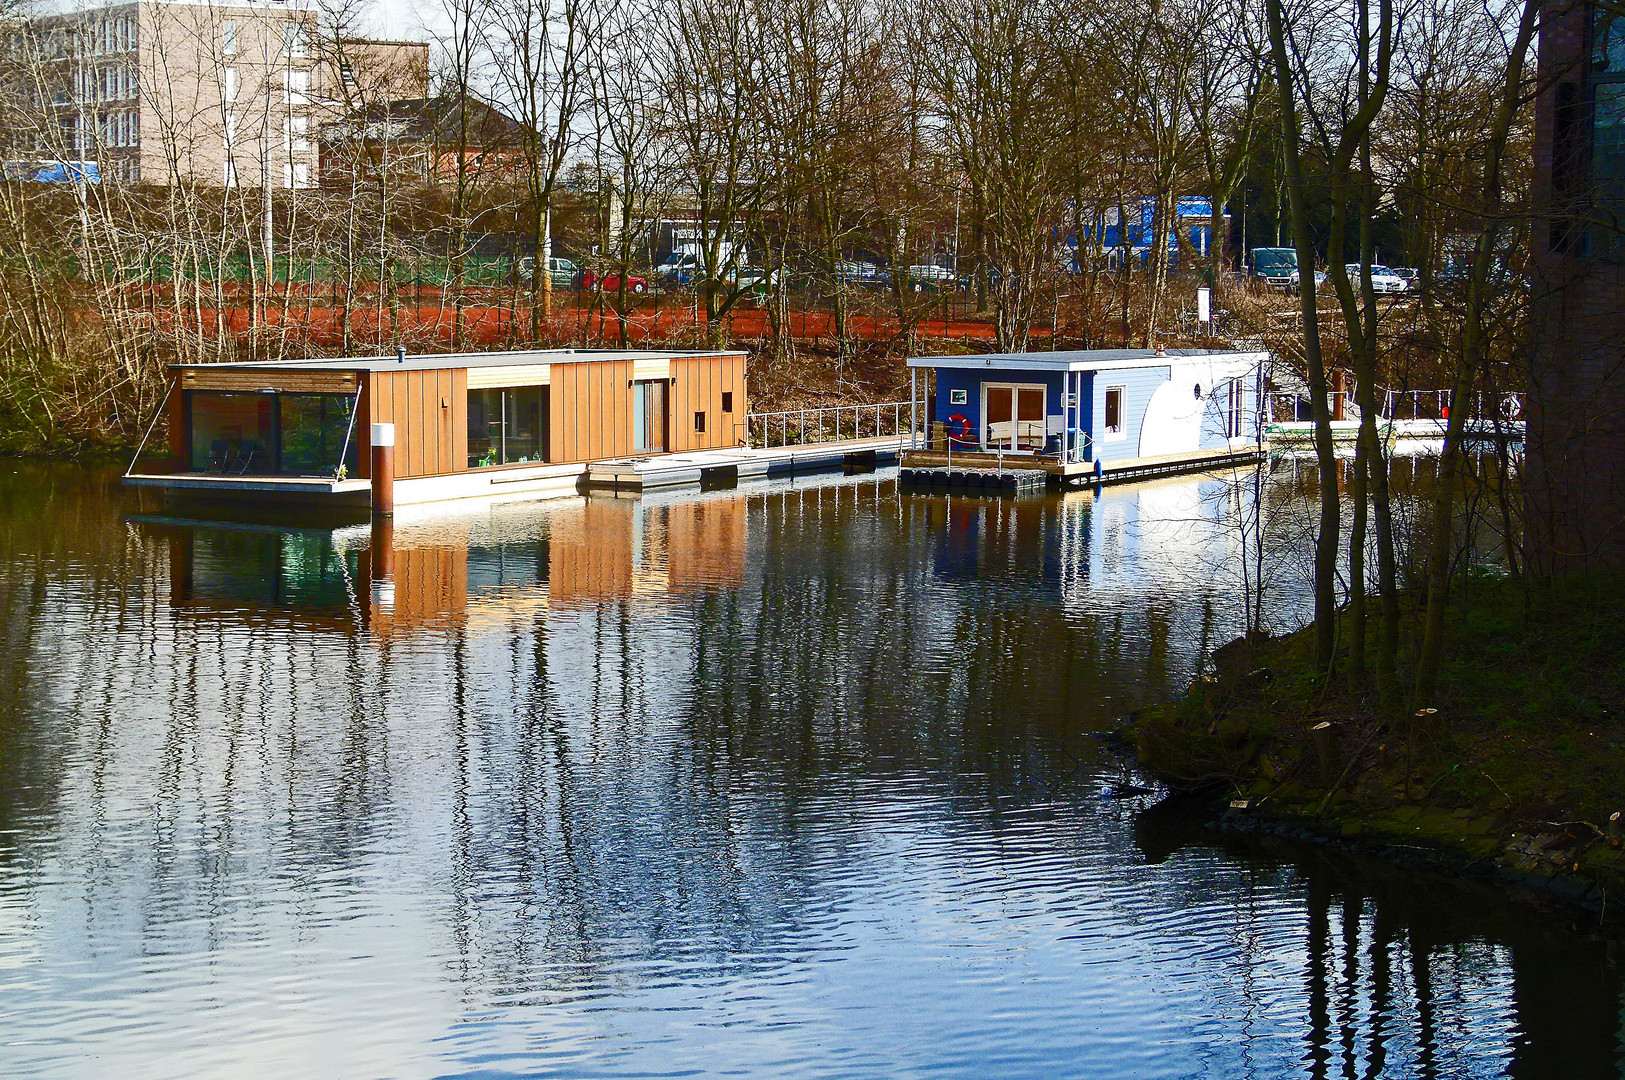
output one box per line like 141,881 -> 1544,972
2,466 -> 1619,1075
1135,803 -> 1625,1079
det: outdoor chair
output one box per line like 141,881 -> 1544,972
208,439 -> 230,471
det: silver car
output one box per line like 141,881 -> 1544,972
1344,264 -> 1410,294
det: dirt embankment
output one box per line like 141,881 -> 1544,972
1131,574 -> 1625,920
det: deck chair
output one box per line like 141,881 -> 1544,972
209,439 -> 230,472
235,441 -> 260,474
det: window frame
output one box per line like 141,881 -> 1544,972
1103,385 -> 1126,440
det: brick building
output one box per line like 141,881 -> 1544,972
1531,2 -> 1625,571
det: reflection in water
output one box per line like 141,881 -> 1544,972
0,461 -> 1618,1078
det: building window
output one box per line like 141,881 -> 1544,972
693,411 -> 706,434
186,391 -> 359,476
223,159 -> 237,187
221,20 -> 236,55
223,66 -> 237,103
284,22 -> 307,58
284,114 -> 308,152
468,387 -> 549,467
1104,386 -> 1124,438
283,69 -> 308,105
283,162 -> 310,189
223,111 -> 238,148
721,391 -> 733,413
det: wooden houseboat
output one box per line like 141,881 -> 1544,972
124,348 -> 748,508
902,348 -> 1268,485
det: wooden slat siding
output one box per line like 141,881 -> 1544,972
610,360 -> 633,458
548,363 -> 566,463
671,358 -> 692,453
356,373 -> 373,478
451,369 -> 468,471
404,371 -> 423,477
591,361 -> 607,460
565,362 -> 582,462
179,368 -> 358,394
430,370 -> 445,474
423,370 -> 437,475
167,372 -> 187,463
466,364 -> 550,389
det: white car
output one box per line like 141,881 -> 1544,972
1343,264 -> 1410,294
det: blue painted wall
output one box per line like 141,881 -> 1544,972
931,368 -> 1071,449
1088,366 -> 1170,463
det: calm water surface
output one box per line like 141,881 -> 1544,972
0,461 -> 1618,1079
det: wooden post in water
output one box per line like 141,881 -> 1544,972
371,422 -> 395,517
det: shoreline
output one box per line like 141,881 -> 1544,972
1125,572 -> 1625,925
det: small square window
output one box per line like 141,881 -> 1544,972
721,391 -> 733,413
694,411 -> 706,433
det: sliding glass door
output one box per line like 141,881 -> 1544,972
633,379 -> 668,454
468,387 -> 549,468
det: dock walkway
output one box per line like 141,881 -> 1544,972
587,436 -> 902,491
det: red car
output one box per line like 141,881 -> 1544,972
575,268 -> 649,295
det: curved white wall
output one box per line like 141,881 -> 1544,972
1138,377 -> 1203,457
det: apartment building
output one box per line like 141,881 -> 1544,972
21,0 -> 426,187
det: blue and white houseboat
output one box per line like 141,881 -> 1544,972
903,348 -> 1268,485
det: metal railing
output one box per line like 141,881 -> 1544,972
1267,389 -> 1525,424
747,401 -> 914,449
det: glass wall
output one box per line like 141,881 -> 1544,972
468,387 -> 548,468
186,390 -> 359,476
189,392 -> 274,472
278,394 -> 359,475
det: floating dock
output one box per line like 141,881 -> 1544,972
585,436 -> 901,492
898,466 -> 1048,495
897,444 -> 1267,489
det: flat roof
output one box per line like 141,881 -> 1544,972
168,347 -> 744,375
906,348 -> 1266,372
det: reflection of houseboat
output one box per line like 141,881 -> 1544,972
125,348 -> 748,508
903,348 -> 1267,485
141,491 -> 750,639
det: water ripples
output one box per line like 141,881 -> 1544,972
0,465 -> 1617,1077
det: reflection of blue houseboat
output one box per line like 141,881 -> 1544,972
903,348 -> 1267,485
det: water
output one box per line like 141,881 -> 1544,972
0,460 -> 1617,1078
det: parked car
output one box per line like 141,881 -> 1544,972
1343,264 -> 1409,294
907,263 -> 956,291
836,260 -> 887,286
726,266 -> 777,293
516,255 -> 579,287
577,267 -> 649,294
1392,266 -> 1419,288
655,252 -> 702,285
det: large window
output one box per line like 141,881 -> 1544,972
186,390 -> 359,476
278,394 -> 359,475
469,387 -> 548,467
189,391 -> 273,472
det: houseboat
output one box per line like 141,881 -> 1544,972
124,348 -> 749,508
902,347 -> 1268,486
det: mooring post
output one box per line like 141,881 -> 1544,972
371,422 -> 396,518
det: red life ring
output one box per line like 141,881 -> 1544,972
946,413 -> 972,442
